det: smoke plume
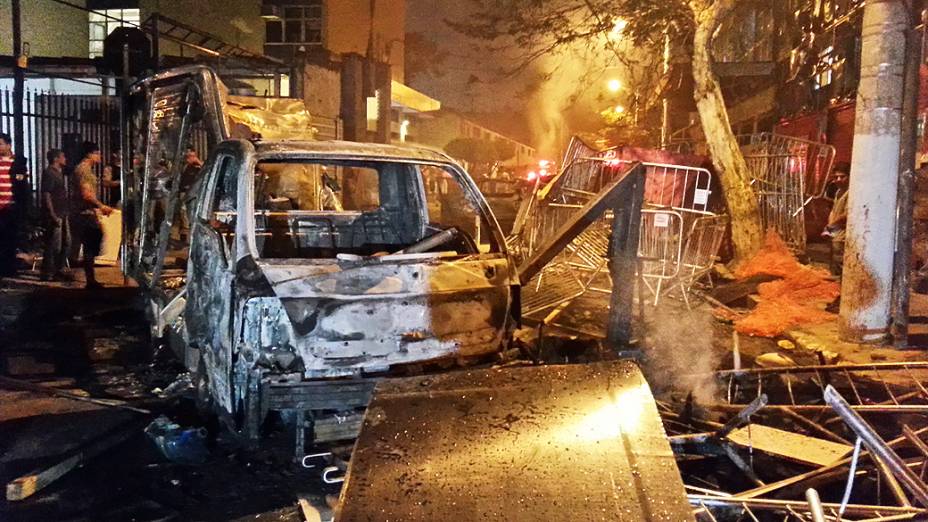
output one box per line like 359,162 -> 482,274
641,305 -> 721,405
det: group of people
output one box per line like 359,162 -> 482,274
0,138 -> 207,289
39,141 -> 116,288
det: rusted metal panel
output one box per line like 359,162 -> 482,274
335,361 -> 693,522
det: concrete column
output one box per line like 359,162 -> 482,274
340,54 -> 365,142
839,0 -> 908,343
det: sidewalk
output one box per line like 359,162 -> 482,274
784,292 -> 928,366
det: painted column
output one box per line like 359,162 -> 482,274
839,0 -> 908,342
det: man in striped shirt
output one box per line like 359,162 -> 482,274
0,133 -> 17,277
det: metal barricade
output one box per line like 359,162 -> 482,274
512,144 -> 727,322
741,133 -> 836,253
638,208 -> 684,302
673,213 -> 730,307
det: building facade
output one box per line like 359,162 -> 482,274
416,109 -> 537,169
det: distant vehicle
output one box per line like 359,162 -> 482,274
475,177 -> 522,235
526,159 -> 555,182
121,66 -> 520,444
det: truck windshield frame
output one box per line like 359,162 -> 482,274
241,157 -> 506,261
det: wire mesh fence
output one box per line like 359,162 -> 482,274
740,132 -> 836,253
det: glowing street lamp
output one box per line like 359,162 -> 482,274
607,79 -> 622,92
614,105 -> 625,115
610,18 -> 628,39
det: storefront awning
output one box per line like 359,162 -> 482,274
391,81 -> 440,113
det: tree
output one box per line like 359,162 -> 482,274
451,0 -> 764,260
493,140 -> 517,163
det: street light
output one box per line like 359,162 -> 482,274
614,105 -> 625,114
607,79 -> 622,92
610,18 -> 628,39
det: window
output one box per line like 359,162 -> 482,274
422,165 -> 497,253
88,9 -> 140,58
208,156 -> 238,226
251,160 -> 498,259
265,2 -> 323,46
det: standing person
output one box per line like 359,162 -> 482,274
71,142 -> 114,289
823,162 -> 851,276
41,149 -> 73,281
0,133 -> 18,277
102,150 -> 121,206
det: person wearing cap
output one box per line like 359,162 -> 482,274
71,141 -> 114,289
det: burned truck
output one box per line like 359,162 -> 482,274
122,67 -> 519,441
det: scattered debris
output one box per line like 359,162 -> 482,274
755,352 -> 797,368
3,354 -> 55,375
674,361 -> 928,520
726,424 -> 852,466
0,375 -> 151,414
298,497 -> 327,522
6,417 -> 146,501
154,372 -> 193,399
145,416 -> 209,465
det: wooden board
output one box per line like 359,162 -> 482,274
6,417 -> 144,501
728,424 -> 852,467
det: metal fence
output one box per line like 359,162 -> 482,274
740,132 -> 836,253
0,87 -> 343,207
0,87 -> 119,204
512,140 -> 727,321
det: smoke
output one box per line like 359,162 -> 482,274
641,306 -> 721,405
528,46 -> 605,160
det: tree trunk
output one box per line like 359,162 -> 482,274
689,0 -> 764,261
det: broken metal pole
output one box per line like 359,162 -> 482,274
824,385 -> 928,506
688,494 -> 927,518
606,167 -> 645,349
713,394 -> 767,439
873,449 -> 914,507
840,0 -> 908,343
891,4 -> 922,347
805,488 -> 826,522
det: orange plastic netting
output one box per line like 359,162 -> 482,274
728,231 -> 839,337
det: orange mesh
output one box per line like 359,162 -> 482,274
735,231 -> 803,279
726,231 -> 839,337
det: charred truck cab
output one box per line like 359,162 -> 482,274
123,67 -> 519,442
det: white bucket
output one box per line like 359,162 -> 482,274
95,209 -> 122,266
